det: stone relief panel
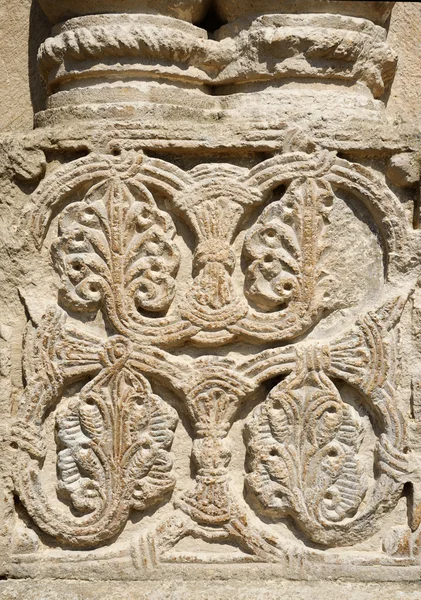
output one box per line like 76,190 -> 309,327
2,0 -> 421,586
8,145 -> 414,561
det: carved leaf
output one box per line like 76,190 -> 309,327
55,363 -> 178,520
245,365 -> 368,544
243,178 -> 333,312
52,173 -> 180,325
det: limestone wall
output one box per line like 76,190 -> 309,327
1,2 -> 421,598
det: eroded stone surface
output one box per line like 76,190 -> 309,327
2,1 -> 421,596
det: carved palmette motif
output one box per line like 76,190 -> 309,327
31,148 -> 405,345
56,363 -> 178,515
12,316 -> 178,547
54,179 -> 180,315
245,301 -> 409,546
52,155 -> 181,333
12,143 -> 413,559
243,178 -> 333,311
246,357 -> 368,538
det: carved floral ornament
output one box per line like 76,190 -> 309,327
10,140 -> 416,565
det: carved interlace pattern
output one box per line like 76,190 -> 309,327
12,146 -> 410,562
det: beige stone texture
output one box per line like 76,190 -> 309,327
387,3 -> 421,122
2,1 -> 421,598
0,0 -> 49,131
0,0 -> 33,131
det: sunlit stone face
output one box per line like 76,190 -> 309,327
37,0 -> 212,23
2,1 -> 421,597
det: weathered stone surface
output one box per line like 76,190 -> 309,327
2,1 -> 421,598
2,579 -> 421,600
